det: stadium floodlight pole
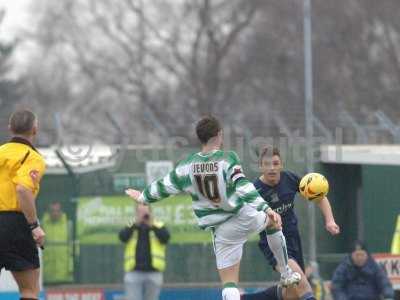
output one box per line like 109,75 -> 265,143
105,111 -> 130,173
303,0 -> 318,272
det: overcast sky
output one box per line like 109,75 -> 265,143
0,0 -> 32,40
0,0 -> 37,75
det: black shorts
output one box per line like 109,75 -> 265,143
0,211 -> 39,272
258,229 -> 305,272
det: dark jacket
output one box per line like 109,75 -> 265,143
331,255 -> 394,300
119,223 -> 170,271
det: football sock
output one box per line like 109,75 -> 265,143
222,282 -> 241,300
266,229 -> 290,274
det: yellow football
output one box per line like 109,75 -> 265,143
299,172 -> 329,202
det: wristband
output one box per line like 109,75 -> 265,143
29,220 -> 40,231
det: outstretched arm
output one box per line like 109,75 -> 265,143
317,196 -> 340,235
126,168 -> 185,204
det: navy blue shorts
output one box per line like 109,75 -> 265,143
258,229 -> 305,272
241,285 -> 281,300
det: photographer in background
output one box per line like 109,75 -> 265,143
119,203 -> 170,300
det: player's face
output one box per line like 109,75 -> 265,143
260,155 -> 283,182
49,203 -> 62,221
351,249 -> 368,267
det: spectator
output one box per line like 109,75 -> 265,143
331,240 -> 394,300
119,203 -> 170,300
42,201 -> 73,284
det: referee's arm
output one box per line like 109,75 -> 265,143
16,185 -> 45,247
13,157 -> 46,247
16,185 -> 39,224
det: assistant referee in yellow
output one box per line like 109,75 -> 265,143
0,110 -> 46,300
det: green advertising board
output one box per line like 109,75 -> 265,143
77,195 -> 211,244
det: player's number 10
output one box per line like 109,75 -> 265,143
194,174 -> 221,203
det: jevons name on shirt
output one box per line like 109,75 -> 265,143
193,162 -> 219,174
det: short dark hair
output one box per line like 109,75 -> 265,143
195,116 -> 222,144
9,110 -> 37,135
351,240 -> 368,253
259,146 -> 281,165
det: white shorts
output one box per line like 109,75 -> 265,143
212,204 -> 268,270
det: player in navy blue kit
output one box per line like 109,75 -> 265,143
249,146 -> 340,300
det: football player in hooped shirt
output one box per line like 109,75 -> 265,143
252,146 -> 340,300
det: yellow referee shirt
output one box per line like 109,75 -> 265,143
0,137 -> 46,212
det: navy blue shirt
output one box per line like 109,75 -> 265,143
254,171 -> 301,233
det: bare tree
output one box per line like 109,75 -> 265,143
28,0 -> 262,143
25,0 -> 400,145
